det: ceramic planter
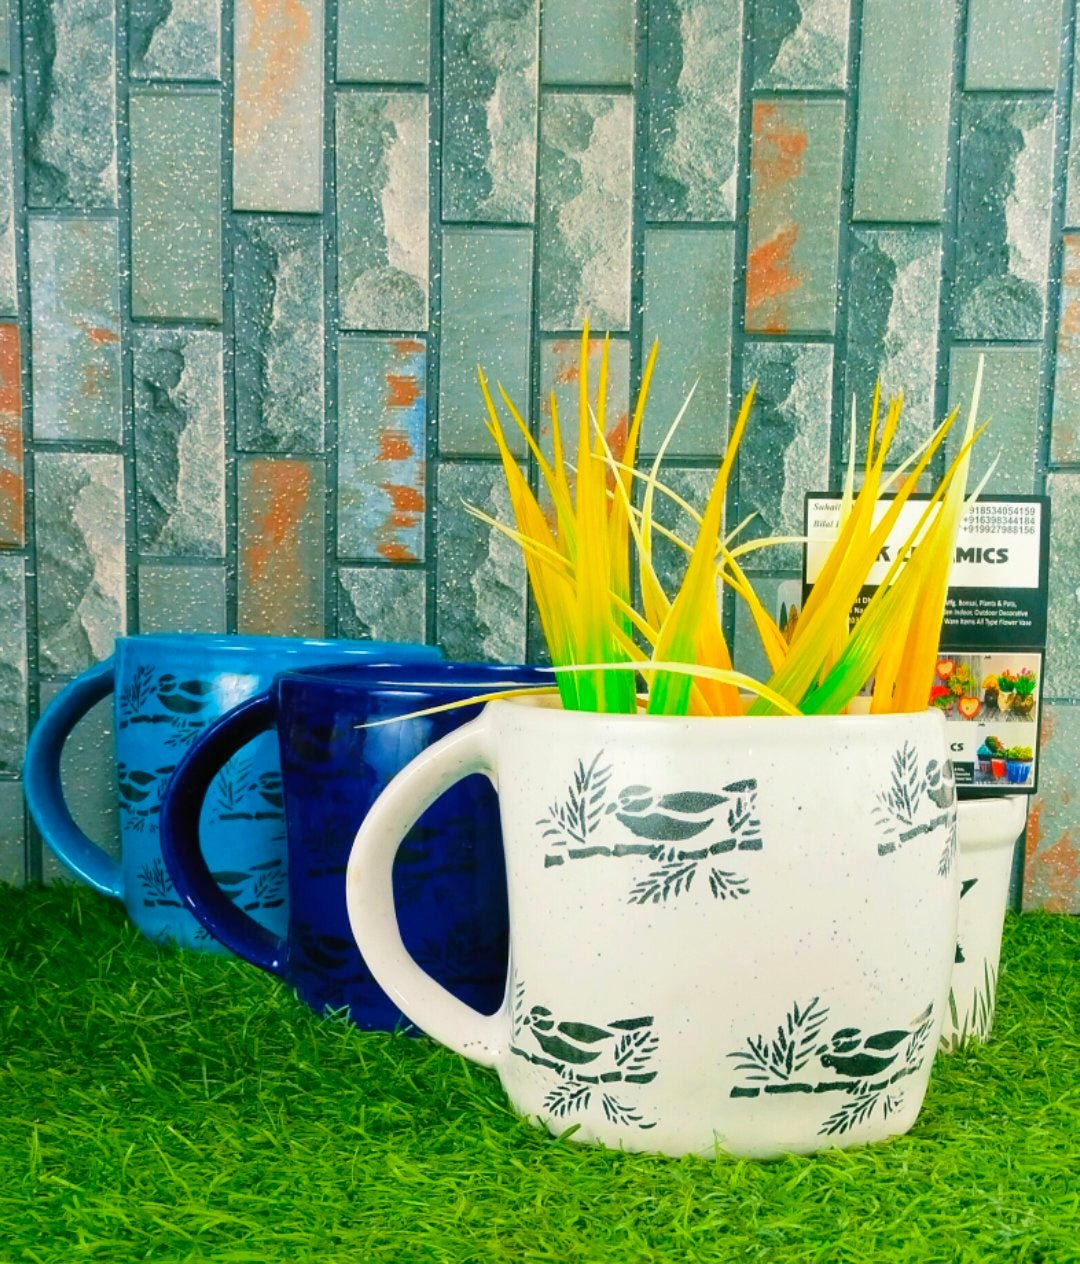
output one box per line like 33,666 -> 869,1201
941,796 -> 1028,1052
346,699 -> 959,1159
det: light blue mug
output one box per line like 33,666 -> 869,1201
23,634 -> 441,948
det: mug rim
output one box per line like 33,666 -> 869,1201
486,693 -> 948,731
281,661 -> 552,691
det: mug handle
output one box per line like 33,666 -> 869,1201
23,657 -> 122,898
159,692 -> 286,974
347,709 -> 506,1067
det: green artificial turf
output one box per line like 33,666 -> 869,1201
0,888 -> 1077,1264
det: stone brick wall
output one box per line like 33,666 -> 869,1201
0,0 -> 1077,911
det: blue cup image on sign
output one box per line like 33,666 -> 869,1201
23,634 -> 441,949
160,662 -> 550,1029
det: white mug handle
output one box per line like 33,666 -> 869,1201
346,710 -> 507,1067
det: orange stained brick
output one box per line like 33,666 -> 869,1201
0,466 -> 22,540
0,325 -> 21,422
746,223 -> 802,333
751,103 -> 808,194
83,323 -> 120,345
1059,297 -> 1080,346
393,339 -> 424,355
81,363 -> 102,398
1062,236 -> 1080,287
381,481 -> 425,513
375,538 -> 417,563
235,0 -> 311,145
1024,818 -> 1080,913
385,372 -> 421,408
377,429 -> 414,461
244,458 -> 312,585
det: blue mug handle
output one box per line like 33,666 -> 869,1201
160,691 -> 286,974
24,657 -> 123,898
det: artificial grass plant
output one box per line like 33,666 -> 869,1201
472,325 -> 988,719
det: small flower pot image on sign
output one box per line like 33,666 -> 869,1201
346,701 -> 959,1159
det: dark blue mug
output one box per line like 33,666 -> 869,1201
160,662 -> 550,1029
23,634 -> 441,948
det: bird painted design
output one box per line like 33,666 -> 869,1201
522,1005 -> 653,1067
605,785 -> 730,841
955,878 -> 979,963
925,759 -> 955,810
154,675 -> 216,716
817,1025 -> 910,1079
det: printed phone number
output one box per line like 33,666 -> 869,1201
964,504 -> 1039,535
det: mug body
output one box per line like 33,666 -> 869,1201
487,700 -> 958,1158
941,795 -> 1027,1051
111,634 -> 438,946
277,663 -> 549,1028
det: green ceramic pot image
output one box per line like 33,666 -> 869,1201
941,795 -> 1028,1052
346,699 -> 960,1159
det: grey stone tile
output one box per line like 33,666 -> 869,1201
0,81 -> 16,315
641,227 -> 733,457
1023,701 -> 1080,912
853,0 -> 954,222
752,0 -> 849,90
34,452 -> 127,676
29,218 -> 122,443
338,0 -> 429,83
442,0 -> 539,223
0,780 -> 25,886
537,335 -> 631,470
844,229 -> 942,457
746,98 -> 845,334
646,0 -> 742,222
0,555 -> 26,774
438,228 -> 532,455
740,342 -> 832,572
137,564 -> 226,633
22,0 -> 117,208
133,330 -> 226,557
955,98 -> 1054,341
338,336 -> 427,562
537,93 -> 633,331
235,219 -> 324,452
38,678 -> 120,882
541,0 -> 634,85
337,92 -> 428,331
130,0 -> 221,80
732,575 -> 802,689
435,462 -> 526,662
338,567 -> 428,644
130,91 -> 222,322
643,466 -> 716,606
233,0 -> 323,211
1051,234 -> 1080,464
1045,472 -> 1080,699
949,347 -> 1041,494
966,0 -> 1061,90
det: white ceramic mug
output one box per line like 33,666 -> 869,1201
942,795 -> 1028,1051
346,698 -> 959,1158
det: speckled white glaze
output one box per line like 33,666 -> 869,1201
346,698 -> 959,1158
941,795 -> 1028,1052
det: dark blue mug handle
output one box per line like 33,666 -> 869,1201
24,657 -> 123,899
160,692 -> 286,974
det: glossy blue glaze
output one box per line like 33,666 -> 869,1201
161,662 -> 553,1029
24,634 -> 440,949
